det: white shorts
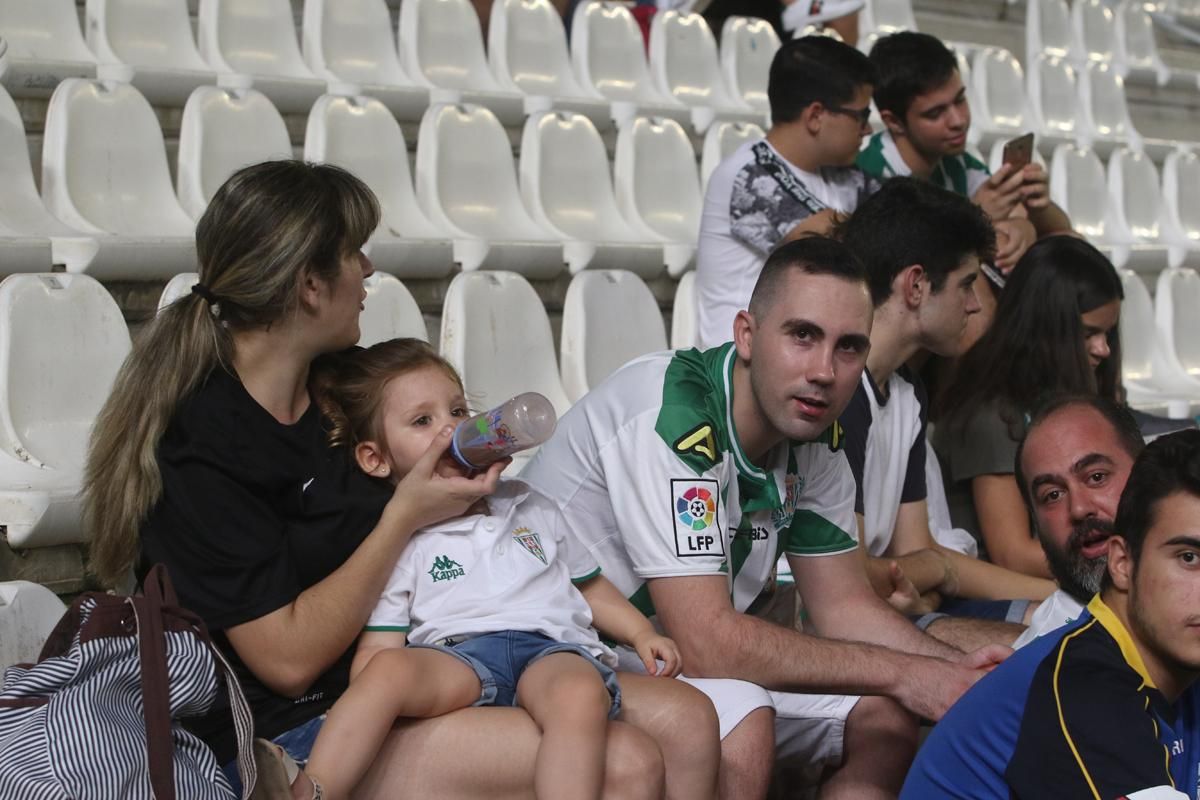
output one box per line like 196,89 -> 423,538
615,647 -> 860,767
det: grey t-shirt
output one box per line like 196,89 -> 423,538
932,403 -> 1027,556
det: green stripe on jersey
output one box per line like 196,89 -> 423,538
628,584 -> 657,618
655,346 -> 731,476
785,509 -> 857,555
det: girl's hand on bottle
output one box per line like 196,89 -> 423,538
390,427 -> 509,530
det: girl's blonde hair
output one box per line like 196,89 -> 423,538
84,160 -> 380,588
310,338 -> 464,454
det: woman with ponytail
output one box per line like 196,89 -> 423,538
83,162 -> 686,799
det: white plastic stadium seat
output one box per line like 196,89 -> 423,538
1049,143 -> 1109,242
197,0 -> 325,113
488,0 -> 611,127
301,0 -> 429,121
305,92 -> 454,278
569,1 -> 687,129
440,271 -> 571,473
1162,149 -> 1200,267
671,270 -> 697,350
84,0 -> 217,105
970,47 -> 1027,145
560,270 -> 667,403
359,272 -> 429,345
1026,0 -> 1072,66
519,110 -> 664,277
1070,0 -> 1117,69
0,84 -> 96,273
0,0 -> 97,94
1115,0 -> 1186,87
1078,60 -> 1140,149
1105,147 -> 1166,270
700,119 -> 765,189
0,34 -> 8,80
416,103 -> 563,277
719,17 -> 780,116
613,116 -> 703,277
1118,268 -> 1200,413
157,271 -> 199,312
0,274 -> 131,548
397,0 -> 524,124
41,78 -> 197,279
1026,53 -> 1078,144
176,85 -> 293,221
649,11 -> 759,132
1156,268 -> 1200,387
858,0 -> 917,35
0,582 -> 66,669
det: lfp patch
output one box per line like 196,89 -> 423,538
671,479 -> 724,557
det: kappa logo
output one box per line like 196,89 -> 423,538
513,526 -> 548,565
674,424 -> 717,464
428,555 -> 466,582
671,479 -> 724,558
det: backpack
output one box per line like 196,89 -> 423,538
0,564 -> 258,799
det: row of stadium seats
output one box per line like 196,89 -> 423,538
0,73 -> 770,280
0,267 -> 696,553
0,0 -> 771,131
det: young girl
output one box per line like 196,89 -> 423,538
283,338 -> 717,800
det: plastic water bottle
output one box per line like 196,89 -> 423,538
450,392 -> 558,469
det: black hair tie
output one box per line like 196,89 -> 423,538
191,283 -> 218,304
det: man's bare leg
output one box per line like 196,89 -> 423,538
818,697 -> 917,800
719,706 -> 776,800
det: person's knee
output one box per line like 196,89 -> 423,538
844,696 -> 918,760
674,683 -> 721,758
540,664 -> 612,718
605,723 -> 665,800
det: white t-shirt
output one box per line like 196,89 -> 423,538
695,138 -> 879,349
365,479 -> 616,666
1011,589 -> 1087,649
522,343 -> 858,616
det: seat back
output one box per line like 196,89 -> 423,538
1080,60 -> 1133,140
1115,0 -> 1162,76
398,0 -> 500,92
700,119 -> 764,187
519,110 -> 637,242
301,0 -> 409,85
613,116 -> 703,243
719,17 -> 779,114
157,272 -> 199,312
1071,0 -> 1116,66
1118,268 -> 1155,384
439,270 -> 571,420
176,85 -> 292,220
972,47 -> 1025,131
671,269 -> 697,350
305,93 -> 445,240
416,103 -> 552,240
197,0 -> 316,78
1107,147 -> 1161,241
1027,0 -> 1072,63
0,84 -> 78,237
0,582 -> 66,670
359,272 -> 428,345
0,274 -> 130,469
1028,53 -> 1078,135
41,78 -> 195,236
860,0 -> 917,34
1162,149 -> 1200,245
570,1 -> 662,105
489,0 -> 583,98
560,270 -> 667,402
649,11 -> 738,109
0,0 -> 96,64
1156,268 -> 1200,381
1049,143 -> 1108,239
85,0 -> 211,71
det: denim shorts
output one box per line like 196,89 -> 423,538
412,630 -> 622,718
221,713 -> 325,796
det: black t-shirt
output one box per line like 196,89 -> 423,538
139,367 -> 391,763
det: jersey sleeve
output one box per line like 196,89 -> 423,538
899,370 -> 929,504
837,383 -> 871,516
599,406 -> 732,579
364,553 -> 416,632
784,443 -> 858,557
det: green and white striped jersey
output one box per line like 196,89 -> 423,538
856,130 -> 991,199
522,343 -> 857,617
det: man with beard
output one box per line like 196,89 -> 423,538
1011,394 -> 1145,648
902,429 -> 1200,799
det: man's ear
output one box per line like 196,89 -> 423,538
879,108 -> 905,137
733,309 -> 755,362
801,101 -> 825,134
1106,535 -> 1134,592
355,440 -> 392,479
899,264 -> 926,308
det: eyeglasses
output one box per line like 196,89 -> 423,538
824,105 -> 872,127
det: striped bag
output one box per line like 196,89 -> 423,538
0,565 -> 258,799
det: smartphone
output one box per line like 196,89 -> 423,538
1001,133 -> 1035,172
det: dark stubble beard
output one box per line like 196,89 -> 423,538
1040,518 -> 1114,604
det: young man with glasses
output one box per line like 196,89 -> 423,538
695,35 -> 880,349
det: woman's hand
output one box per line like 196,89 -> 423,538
389,427 -> 509,530
631,631 -> 683,677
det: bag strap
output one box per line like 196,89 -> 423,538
130,592 -> 176,800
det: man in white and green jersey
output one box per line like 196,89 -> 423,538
857,33 -> 1072,271
523,237 -> 1008,799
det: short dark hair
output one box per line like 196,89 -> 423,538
748,236 -> 867,318
1111,429 -> 1200,573
869,32 -> 960,119
768,36 -> 878,124
1014,394 -> 1145,514
835,177 -> 995,307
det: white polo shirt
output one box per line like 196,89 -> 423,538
522,343 -> 858,618
1012,589 -> 1086,649
365,480 -> 616,666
